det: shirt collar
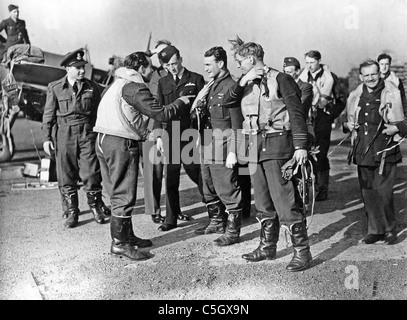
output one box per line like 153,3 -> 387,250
175,67 -> 185,80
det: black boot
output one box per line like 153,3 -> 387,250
286,221 -> 312,272
127,219 -> 153,248
195,200 -> 226,235
87,191 -> 110,224
110,216 -> 151,261
213,209 -> 242,246
60,187 -> 68,218
63,192 -> 80,228
242,217 -> 279,262
315,170 -> 329,201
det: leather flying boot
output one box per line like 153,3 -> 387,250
110,216 -> 151,261
61,192 -> 68,219
195,200 -> 226,235
87,191 -> 109,224
127,218 -> 153,248
63,192 -> 80,228
286,221 -> 312,272
213,209 -> 242,246
242,217 -> 280,262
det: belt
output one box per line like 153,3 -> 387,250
57,116 -> 90,125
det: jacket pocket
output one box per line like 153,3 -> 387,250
81,91 -> 94,112
57,94 -> 72,113
262,131 -> 293,158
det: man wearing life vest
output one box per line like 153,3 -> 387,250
224,36 -> 312,272
94,52 -> 192,261
299,50 -> 346,201
343,60 -> 407,245
377,53 -> 406,101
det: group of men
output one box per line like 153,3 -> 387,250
2,0 -> 400,272
39,34 -> 406,272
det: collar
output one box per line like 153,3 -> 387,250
213,70 -> 229,85
67,77 -> 77,87
382,72 -> 391,80
310,67 -> 323,81
174,67 -> 185,81
115,67 -> 145,83
362,78 -> 385,98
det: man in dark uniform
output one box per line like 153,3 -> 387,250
154,45 -> 205,231
298,50 -> 346,201
42,49 -> 110,228
224,36 -> 312,272
0,4 -> 30,60
143,39 -> 171,224
343,60 -> 407,245
191,46 -> 244,246
283,57 -> 314,138
283,57 -> 316,211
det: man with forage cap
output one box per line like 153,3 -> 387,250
0,4 -> 30,59
42,49 -> 111,228
154,45 -> 205,231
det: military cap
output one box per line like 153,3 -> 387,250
60,49 -> 88,67
8,4 -> 18,11
158,45 -> 179,63
283,57 -> 301,69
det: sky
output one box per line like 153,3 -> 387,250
1,0 -> 406,79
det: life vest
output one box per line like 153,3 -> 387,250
299,64 -> 335,109
94,67 -> 150,140
385,71 -> 400,87
346,80 -> 404,142
240,67 -> 290,134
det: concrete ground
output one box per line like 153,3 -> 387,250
0,117 -> 406,302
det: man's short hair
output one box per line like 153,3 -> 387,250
377,53 -> 392,64
124,52 -> 149,71
305,50 -> 322,61
228,35 -> 264,60
359,59 -> 379,74
204,46 -> 227,68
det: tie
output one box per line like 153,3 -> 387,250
73,82 -> 78,94
175,76 -> 180,85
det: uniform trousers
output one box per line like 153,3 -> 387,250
142,139 -> 164,216
314,116 -> 332,173
163,139 -> 203,226
201,162 -> 242,211
357,163 -> 397,235
56,121 -> 102,195
249,158 -> 304,226
96,133 -> 140,217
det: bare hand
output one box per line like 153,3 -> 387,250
293,149 -> 308,164
178,96 -> 194,104
240,67 -> 264,86
43,141 -> 54,156
156,137 -> 164,154
225,152 -> 237,169
344,122 -> 356,131
190,80 -> 215,113
382,124 -> 399,136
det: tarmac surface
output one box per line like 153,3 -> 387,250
0,117 -> 406,302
